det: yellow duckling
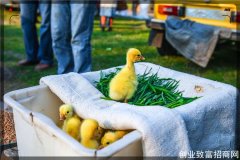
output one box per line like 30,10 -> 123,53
59,104 -> 82,141
100,130 -> 128,148
80,119 -> 103,149
109,48 -> 145,103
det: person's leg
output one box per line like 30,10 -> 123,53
51,2 -> 73,74
107,17 -> 113,31
37,0 -> 53,66
106,17 -> 109,28
100,16 -> 106,31
132,0 -> 138,16
19,1 -> 39,64
70,2 -> 96,73
100,6 -> 107,32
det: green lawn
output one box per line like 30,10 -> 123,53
3,10 -> 238,94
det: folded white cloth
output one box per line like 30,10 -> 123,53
40,62 -> 236,156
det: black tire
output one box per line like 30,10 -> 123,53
145,20 -> 151,28
157,37 -> 178,56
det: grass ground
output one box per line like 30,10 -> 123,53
2,10 -> 238,95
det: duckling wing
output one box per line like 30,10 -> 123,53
109,73 -> 138,101
65,117 -> 81,140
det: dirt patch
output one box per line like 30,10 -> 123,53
0,110 -> 16,144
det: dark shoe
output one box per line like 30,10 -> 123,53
107,27 -> 112,32
35,63 -> 52,71
101,27 -> 105,32
18,59 -> 39,66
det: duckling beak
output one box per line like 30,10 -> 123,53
140,55 -> 145,60
60,114 -> 66,121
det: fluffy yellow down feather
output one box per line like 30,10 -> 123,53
109,48 -> 145,103
80,119 -> 104,149
100,130 -> 128,147
59,104 -> 82,141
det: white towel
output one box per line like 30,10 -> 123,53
40,62 -> 237,157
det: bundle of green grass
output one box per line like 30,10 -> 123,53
95,68 -> 198,108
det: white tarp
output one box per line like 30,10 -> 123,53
40,62 -> 237,157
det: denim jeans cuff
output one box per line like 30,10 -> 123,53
40,60 -> 53,65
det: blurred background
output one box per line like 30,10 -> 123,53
1,0 -> 238,96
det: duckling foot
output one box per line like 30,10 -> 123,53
124,99 -> 128,103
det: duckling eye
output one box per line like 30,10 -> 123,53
137,55 -> 140,57
66,111 -> 69,114
106,142 -> 110,145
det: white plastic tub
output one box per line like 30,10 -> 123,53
4,85 -> 143,157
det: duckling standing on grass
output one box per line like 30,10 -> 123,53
80,119 -> 104,149
100,130 -> 128,148
59,104 -> 82,141
109,48 -> 145,103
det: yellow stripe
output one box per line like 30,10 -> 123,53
154,3 -> 238,30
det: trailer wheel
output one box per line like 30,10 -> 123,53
145,20 -> 151,28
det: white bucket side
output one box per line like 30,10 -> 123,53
4,85 -> 143,157
4,85 -> 96,156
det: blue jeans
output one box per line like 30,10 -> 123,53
51,2 -> 95,74
20,0 -> 53,65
